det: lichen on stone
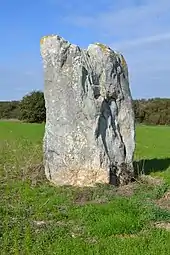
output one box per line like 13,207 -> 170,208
41,34 -> 135,187
95,42 -> 110,52
120,54 -> 127,68
115,52 -> 127,68
40,35 -> 55,45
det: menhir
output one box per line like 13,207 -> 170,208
40,35 -> 135,187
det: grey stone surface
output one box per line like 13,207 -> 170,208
40,35 -> 135,187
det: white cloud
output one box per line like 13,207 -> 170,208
2,0 -> 170,99
62,0 -> 170,98
111,33 -> 170,50
63,0 -> 170,37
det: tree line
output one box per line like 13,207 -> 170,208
0,91 -> 46,123
0,91 -> 170,125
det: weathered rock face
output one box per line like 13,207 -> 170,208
40,35 -> 135,187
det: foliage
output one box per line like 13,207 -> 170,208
19,90 -> 46,123
133,98 -> 170,125
0,92 -> 170,125
0,100 -> 20,119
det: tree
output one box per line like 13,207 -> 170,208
1,91 -> 170,125
19,91 -> 46,123
133,98 -> 170,125
0,101 -> 20,119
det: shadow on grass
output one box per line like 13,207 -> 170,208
133,158 -> 170,176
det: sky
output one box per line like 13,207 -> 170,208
0,0 -> 170,101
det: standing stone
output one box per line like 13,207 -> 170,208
40,35 -> 135,187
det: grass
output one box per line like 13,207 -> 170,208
0,121 -> 170,254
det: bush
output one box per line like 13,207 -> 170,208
133,98 -> 170,125
1,91 -> 170,125
0,101 -> 20,119
19,91 -> 46,123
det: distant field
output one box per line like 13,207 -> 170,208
0,121 -> 170,254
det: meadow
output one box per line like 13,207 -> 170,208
0,121 -> 170,254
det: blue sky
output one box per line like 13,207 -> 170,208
0,0 -> 170,100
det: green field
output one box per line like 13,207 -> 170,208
0,121 -> 170,254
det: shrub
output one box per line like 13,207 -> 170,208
19,91 -> 46,123
0,101 -> 20,119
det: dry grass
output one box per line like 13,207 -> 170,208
156,191 -> 170,211
154,222 -> 170,231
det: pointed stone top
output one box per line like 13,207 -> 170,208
40,34 -> 56,45
94,42 -> 112,52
